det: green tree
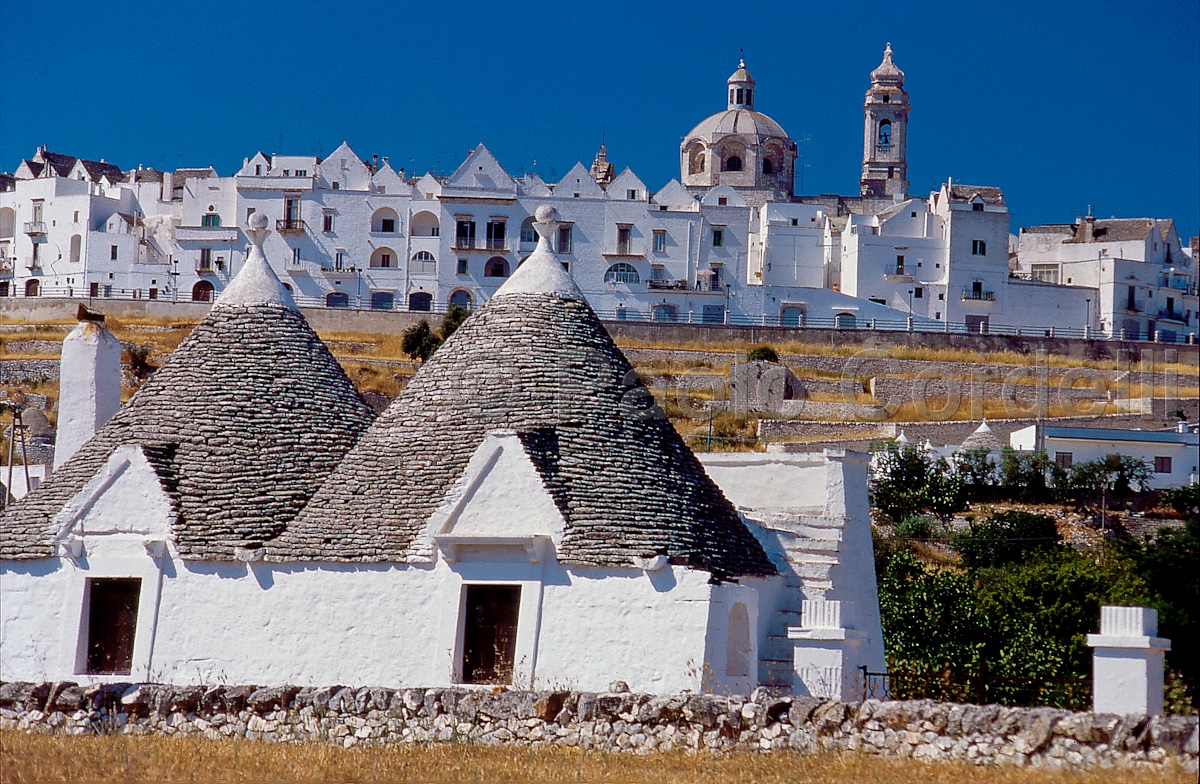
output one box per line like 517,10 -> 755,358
998,447 -> 1062,503
439,304 -> 470,341
873,446 -> 965,523
1064,455 -> 1152,505
400,319 -> 442,362
953,449 -> 997,503
746,345 -> 779,362
952,511 -> 1061,569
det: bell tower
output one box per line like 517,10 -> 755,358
860,43 -> 910,199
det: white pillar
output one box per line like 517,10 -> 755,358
788,599 -> 871,701
54,312 -> 122,470
1086,606 -> 1170,716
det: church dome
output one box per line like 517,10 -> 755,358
680,59 -> 797,196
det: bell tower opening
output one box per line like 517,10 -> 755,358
860,43 -> 910,200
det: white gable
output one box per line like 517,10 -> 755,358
413,173 -> 442,200
700,185 -> 748,207
238,152 -> 272,176
425,431 -> 566,561
518,173 -> 553,198
53,444 -> 175,541
445,144 -> 516,193
318,141 -> 371,191
609,168 -> 649,201
555,162 -> 607,199
652,179 -> 698,211
372,162 -> 406,194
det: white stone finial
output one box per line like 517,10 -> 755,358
246,210 -> 270,247
494,204 -> 583,301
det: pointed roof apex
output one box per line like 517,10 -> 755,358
896,430 -> 910,445
495,205 -> 583,301
871,42 -> 904,85
214,212 -> 296,311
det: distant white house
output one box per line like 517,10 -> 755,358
1009,424 -> 1199,489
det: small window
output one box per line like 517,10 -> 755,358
110,245 -> 118,261
332,182 -> 340,190
294,169 -> 307,177
718,196 -> 728,206
627,189 -> 639,200
914,287 -> 923,299
712,229 -> 724,248
89,282 -> 99,297
723,156 -> 742,172
484,257 -> 510,278
938,292 -> 945,301
557,225 -> 573,254
971,239 -> 987,256
520,220 -> 537,244
461,585 -> 520,685
882,94 -> 890,104
1056,452 -> 1073,469
201,213 -> 220,227
323,212 -> 335,233
292,247 -> 301,264
973,203 -> 984,212
1154,456 -> 1172,474
604,262 -> 640,284
335,251 -> 349,270
85,578 -> 141,675
762,158 -> 773,175
381,217 -> 396,233
255,164 -> 262,175
457,258 -> 469,275
652,230 -> 666,253
199,248 -> 212,269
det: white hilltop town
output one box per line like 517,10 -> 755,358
1,45 -> 1196,343
0,46 -> 1196,766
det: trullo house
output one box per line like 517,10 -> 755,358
1,207 -> 885,697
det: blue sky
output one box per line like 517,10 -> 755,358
3,0 -> 1197,237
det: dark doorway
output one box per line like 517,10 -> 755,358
86,578 -> 141,675
461,585 -> 520,684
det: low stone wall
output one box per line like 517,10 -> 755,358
1,682 -> 1195,770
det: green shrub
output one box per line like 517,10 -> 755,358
952,511 -> 1060,569
746,345 -> 779,362
893,515 -> 937,540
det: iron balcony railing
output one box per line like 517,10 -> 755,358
276,219 -> 308,235
961,289 -> 996,301
886,265 -> 913,277
23,221 -> 46,235
1158,309 -> 1186,322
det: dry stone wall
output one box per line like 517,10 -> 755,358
1,682 -> 1195,770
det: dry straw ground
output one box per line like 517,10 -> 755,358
1,732 -> 1192,784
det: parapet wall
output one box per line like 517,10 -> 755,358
2,682 -> 1195,770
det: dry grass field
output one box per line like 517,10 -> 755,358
1,731 -> 1191,784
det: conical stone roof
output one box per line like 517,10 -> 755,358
0,215 -> 375,560
277,207 -> 775,579
959,419 -> 1003,452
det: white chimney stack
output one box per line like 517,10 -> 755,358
54,306 -> 122,470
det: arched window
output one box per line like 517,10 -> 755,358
484,257 -> 510,278
410,211 -> 439,237
878,120 -> 892,149
781,306 -> 805,327
723,155 -> 743,172
410,250 -> 436,275
652,303 -> 678,322
69,234 -> 82,263
449,289 -> 473,309
687,143 -> 706,175
762,158 -> 774,175
835,312 -> 857,330
326,291 -> 350,308
604,262 -> 640,284
371,207 -> 399,233
191,280 -> 214,302
408,291 -> 433,312
282,282 -> 293,293
24,278 -> 40,297
370,247 -> 395,268
725,603 -> 750,678
519,216 -> 538,245
370,291 -> 394,310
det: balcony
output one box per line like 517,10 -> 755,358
1123,303 -> 1142,314
1158,309 -> 1187,323
485,237 -> 508,251
176,225 -> 240,243
885,265 -> 914,280
647,279 -> 688,290
24,221 -> 46,236
196,264 -> 219,275
961,289 -> 996,302
454,237 -> 477,250
25,258 -> 41,271
276,219 -> 308,235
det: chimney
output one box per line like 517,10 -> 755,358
161,171 -> 173,202
54,306 -> 122,470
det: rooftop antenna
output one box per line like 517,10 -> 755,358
2,402 -> 32,511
